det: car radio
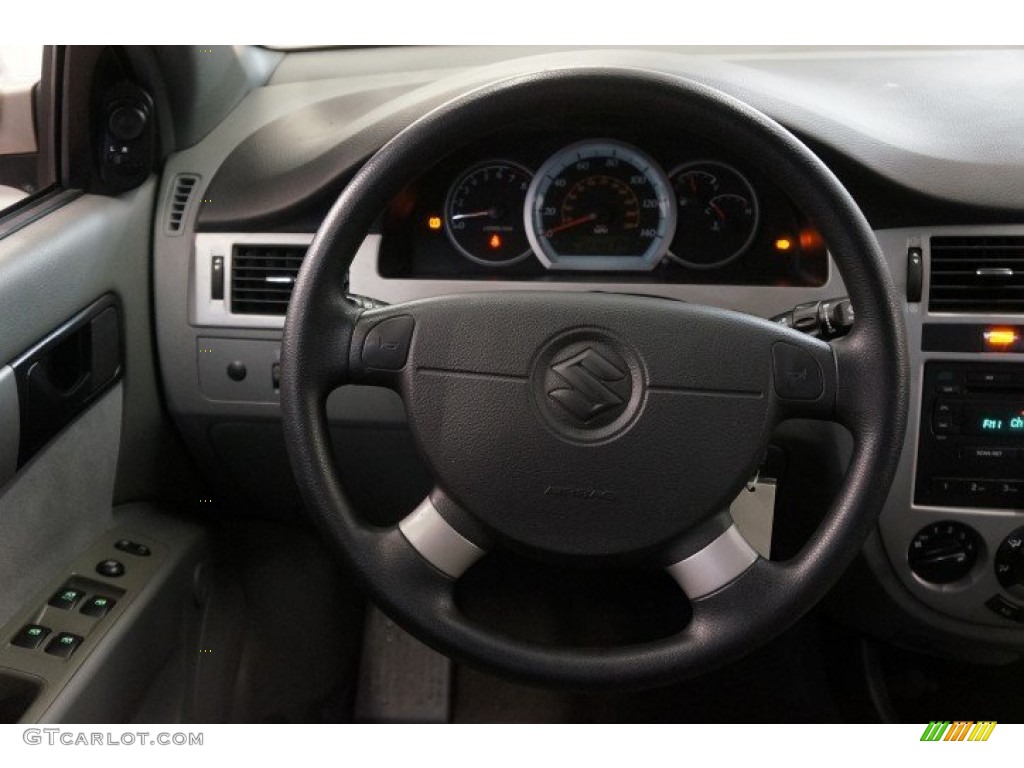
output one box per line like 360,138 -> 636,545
915,361 -> 1024,510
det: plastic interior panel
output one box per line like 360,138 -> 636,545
0,504 -> 209,724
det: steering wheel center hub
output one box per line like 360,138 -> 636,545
531,329 -> 644,443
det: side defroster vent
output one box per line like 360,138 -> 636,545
231,244 -> 307,315
930,236 -> 1024,313
165,174 -> 199,235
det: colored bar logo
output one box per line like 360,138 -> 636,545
921,721 -> 997,741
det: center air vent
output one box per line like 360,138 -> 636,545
930,236 -> 1024,314
231,244 -> 307,315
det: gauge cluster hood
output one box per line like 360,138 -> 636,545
195,47 -> 1024,232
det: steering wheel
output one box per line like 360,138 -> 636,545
280,68 -> 908,690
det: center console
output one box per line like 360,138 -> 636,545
875,228 -> 1024,637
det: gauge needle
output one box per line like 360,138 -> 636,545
545,212 -> 597,236
708,201 -> 726,222
451,209 -> 496,222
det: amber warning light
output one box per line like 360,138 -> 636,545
774,237 -> 792,252
984,327 -> 1019,349
489,234 -> 503,250
428,216 -> 442,231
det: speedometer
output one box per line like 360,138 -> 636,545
524,140 -> 675,271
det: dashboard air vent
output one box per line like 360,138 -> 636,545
929,236 -> 1024,314
231,244 -> 307,315
165,174 -> 199,235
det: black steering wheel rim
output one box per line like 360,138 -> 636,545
280,67 -> 909,690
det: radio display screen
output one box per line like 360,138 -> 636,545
964,404 -> 1024,435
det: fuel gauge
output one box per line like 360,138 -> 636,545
669,161 -> 760,270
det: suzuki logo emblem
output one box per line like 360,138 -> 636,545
547,347 -> 629,422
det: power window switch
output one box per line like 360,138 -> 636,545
10,624 -> 51,649
80,595 -> 117,618
48,587 -> 84,610
45,632 -> 84,659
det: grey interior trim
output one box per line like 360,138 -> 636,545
0,386 -> 122,630
872,225 -> 1024,632
258,46 -> 1024,211
0,189 -> 82,243
665,524 -> 759,600
399,497 -> 485,579
348,235 -> 842,316
0,366 -> 18,489
150,46 -> 283,151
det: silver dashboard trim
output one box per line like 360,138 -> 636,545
874,226 -> 1024,631
192,232 -> 314,329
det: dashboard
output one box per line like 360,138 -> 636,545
151,46 -> 1024,665
379,126 -> 827,287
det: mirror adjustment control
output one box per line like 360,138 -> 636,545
96,559 -> 125,578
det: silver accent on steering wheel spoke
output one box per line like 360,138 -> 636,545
398,497 -> 486,579
665,524 -> 759,600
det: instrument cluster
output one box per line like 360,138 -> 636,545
379,127 -> 828,288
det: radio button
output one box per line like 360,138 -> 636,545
967,371 -> 1012,386
935,384 -> 962,395
934,401 -> 962,420
966,479 -> 992,496
931,478 -> 963,496
996,480 -> 1022,499
932,417 -> 960,435
963,446 -> 1018,461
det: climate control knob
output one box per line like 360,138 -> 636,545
994,526 -> 1024,596
908,521 -> 980,584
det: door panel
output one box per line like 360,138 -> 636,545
0,182 -> 154,628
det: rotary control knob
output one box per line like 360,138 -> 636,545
908,521 -> 980,584
994,527 -> 1024,596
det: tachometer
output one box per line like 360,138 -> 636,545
445,160 -> 533,266
668,161 -> 759,269
525,140 -> 675,271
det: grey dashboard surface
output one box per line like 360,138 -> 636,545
196,46 -> 1024,230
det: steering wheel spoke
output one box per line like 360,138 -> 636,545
664,518 -> 761,601
398,489 -> 488,579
